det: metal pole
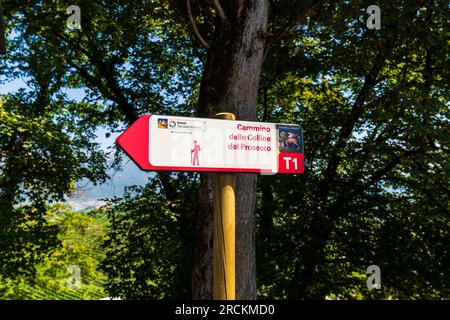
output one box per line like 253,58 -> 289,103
213,112 -> 236,300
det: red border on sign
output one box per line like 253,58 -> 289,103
148,164 -> 275,174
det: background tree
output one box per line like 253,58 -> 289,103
0,51 -> 107,278
1,0 -> 448,299
255,0 -> 449,298
101,174 -> 197,299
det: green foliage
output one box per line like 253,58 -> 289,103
0,96 -> 108,202
0,0 -> 448,300
255,0 -> 449,299
101,174 -> 197,299
0,92 -> 107,279
0,204 -> 59,279
3,0 -> 202,123
0,203 -> 107,300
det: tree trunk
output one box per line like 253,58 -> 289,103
192,0 -> 268,299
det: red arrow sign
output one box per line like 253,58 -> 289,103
117,114 -> 304,174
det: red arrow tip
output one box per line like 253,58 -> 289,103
116,115 -> 151,170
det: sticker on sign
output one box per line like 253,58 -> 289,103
116,115 -> 304,174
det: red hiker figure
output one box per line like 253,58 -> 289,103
191,140 -> 201,165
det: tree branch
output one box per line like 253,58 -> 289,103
22,10 -> 137,122
385,175 -> 449,213
336,147 -> 424,210
44,27 -> 139,123
212,0 -> 227,21
186,0 -> 210,49
411,158 -> 450,197
65,59 -> 112,100
267,0 -> 322,47
317,38 -> 397,204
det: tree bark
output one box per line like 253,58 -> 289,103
192,0 -> 268,300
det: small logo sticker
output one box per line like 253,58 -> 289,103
158,118 -> 168,128
169,120 -> 177,128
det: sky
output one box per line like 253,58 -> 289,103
1,77 -> 151,211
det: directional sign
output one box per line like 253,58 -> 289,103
116,115 -> 304,174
